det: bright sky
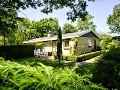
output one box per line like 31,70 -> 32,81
18,0 -> 120,33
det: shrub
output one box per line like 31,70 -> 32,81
0,45 -> 35,60
96,46 -> 101,51
92,59 -> 120,89
102,47 -> 120,63
76,51 -> 101,62
62,56 -> 68,60
0,57 -> 4,61
62,51 -> 101,62
0,60 -> 107,90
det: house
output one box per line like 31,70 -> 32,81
23,30 -> 99,56
110,33 -> 120,40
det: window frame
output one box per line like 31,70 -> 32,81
64,40 -> 70,49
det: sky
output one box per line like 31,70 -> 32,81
18,0 -> 120,33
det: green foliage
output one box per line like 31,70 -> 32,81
36,18 -> 59,37
0,60 -> 106,90
76,14 -> 96,31
0,45 -> 34,60
92,59 -> 120,89
75,63 -> 96,76
1,0 -> 90,22
76,51 -> 101,62
62,51 -> 101,62
96,46 -> 101,51
99,33 -> 112,50
36,43 -> 43,50
107,4 -> 120,33
62,23 -> 77,33
57,27 -> 62,65
63,56 -> 77,61
92,46 -> 120,89
102,47 -> 120,63
0,57 -> 5,61
0,8 -> 19,45
106,40 -> 119,49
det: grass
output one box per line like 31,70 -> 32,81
75,63 -> 97,75
14,57 -> 75,69
14,57 -> 98,76
4,56 -> 98,76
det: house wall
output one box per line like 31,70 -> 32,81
77,37 -> 99,54
42,34 -> 99,56
43,41 -> 52,52
62,40 -> 75,56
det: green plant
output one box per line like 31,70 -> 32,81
106,40 -> 119,49
92,59 -> 120,89
102,47 -> 120,63
0,60 -> 106,90
0,57 -> 4,61
76,51 -> 101,62
57,27 -> 62,65
0,45 -> 34,60
96,46 -> 101,51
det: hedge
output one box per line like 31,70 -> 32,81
62,51 -> 101,62
76,51 -> 101,62
0,45 -> 35,60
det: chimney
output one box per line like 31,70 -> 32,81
48,30 -> 53,37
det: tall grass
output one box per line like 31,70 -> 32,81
0,60 -> 106,90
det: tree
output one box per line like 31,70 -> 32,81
107,4 -> 120,33
0,9 -> 18,45
99,33 -> 112,50
76,14 -> 96,31
0,0 -> 90,21
36,18 -> 59,37
57,27 -> 62,65
62,23 -> 77,33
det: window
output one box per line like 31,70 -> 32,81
64,40 -> 69,47
88,39 -> 92,47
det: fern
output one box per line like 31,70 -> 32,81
0,60 -> 107,90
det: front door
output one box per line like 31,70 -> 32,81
52,41 -> 56,55
94,39 -> 96,50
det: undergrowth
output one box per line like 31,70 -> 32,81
0,60 -> 107,90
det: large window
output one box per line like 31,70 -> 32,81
64,40 -> 69,47
88,39 -> 92,47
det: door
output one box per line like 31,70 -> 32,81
52,41 -> 56,55
94,39 -> 96,50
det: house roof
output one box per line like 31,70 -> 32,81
23,30 -> 99,44
110,33 -> 120,37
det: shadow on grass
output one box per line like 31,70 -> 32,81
15,57 -> 74,68
75,63 -> 97,75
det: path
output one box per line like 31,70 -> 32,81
63,56 -> 100,67
78,56 -> 100,66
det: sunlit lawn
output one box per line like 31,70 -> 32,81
14,57 -> 75,69
14,57 -> 97,75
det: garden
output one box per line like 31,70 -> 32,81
0,1 -> 120,90
0,45 -> 120,90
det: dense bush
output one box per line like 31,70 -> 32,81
92,47 -> 120,89
0,60 -> 106,90
102,47 -> 120,63
61,51 -> 101,62
92,59 -> 120,89
0,45 -> 35,60
76,51 -> 101,62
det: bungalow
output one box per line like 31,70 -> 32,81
23,30 -> 99,56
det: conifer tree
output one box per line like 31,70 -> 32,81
57,27 -> 62,65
